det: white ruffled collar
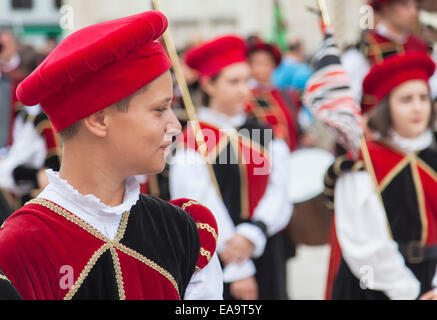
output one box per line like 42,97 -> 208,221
197,107 -> 247,129
39,169 -> 141,224
382,129 -> 433,154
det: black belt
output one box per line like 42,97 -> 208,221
399,241 -> 437,264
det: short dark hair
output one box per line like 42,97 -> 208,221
59,84 -> 149,142
367,94 -> 435,138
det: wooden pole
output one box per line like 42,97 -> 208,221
151,0 -> 223,199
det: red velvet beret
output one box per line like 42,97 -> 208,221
362,52 -> 435,113
247,40 -> 282,66
16,11 -> 171,132
185,35 -> 248,78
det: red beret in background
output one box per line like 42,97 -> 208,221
247,40 -> 282,66
362,52 -> 435,113
184,35 -> 248,78
17,10 -> 171,132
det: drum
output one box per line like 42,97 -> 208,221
286,148 -> 335,246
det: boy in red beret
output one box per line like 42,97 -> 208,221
0,11 -> 222,300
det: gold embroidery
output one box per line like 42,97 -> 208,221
417,157 -> 437,183
27,198 -> 181,299
181,200 -> 201,211
410,155 -> 428,246
110,247 -> 126,300
115,243 -> 180,299
0,274 -> 10,282
196,223 -> 218,243
379,156 -> 410,192
64,243 -> 110,300
114,211 -> 130,243
199,247 -> 212,262
26,198 -> 110,243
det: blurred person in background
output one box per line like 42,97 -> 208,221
327,52 -> 437,300
171,35 -> 292,300
0,32 -> 60,218
272,37 -> 313,94
342,0 -> 433,102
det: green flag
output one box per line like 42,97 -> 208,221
272,0 -> 288,51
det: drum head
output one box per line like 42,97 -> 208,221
288,148 -> 334,204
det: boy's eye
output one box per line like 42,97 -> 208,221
155,106 -> 167,113
400,96 -> 412,103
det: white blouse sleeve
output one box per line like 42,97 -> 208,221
335,170 -> 421,300
184,252 -> 224,300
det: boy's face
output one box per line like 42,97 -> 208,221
106,70 -> 181,176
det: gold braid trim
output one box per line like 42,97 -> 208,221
0,274 -> 10,282
64,243 -> 111,300
110,247 -> 126,300
196,223 -> 218,244
199,247 -> 212,262
181,200 -> 201,211
26,198 -> 111,243
28,198 -> 180,299
115,243 -> 180,299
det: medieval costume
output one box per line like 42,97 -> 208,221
325,53 -> 437,299
0,11 -> 222,300
170,35 -> 292,300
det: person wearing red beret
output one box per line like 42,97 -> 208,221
246,39 -> 303,152
342,0 -> 435,102
0,11 -> 223,300
327,52 -> 437,299
170,35 -> 292,300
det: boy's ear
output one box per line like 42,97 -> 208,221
83,109 -> 108,138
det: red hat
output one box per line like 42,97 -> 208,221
362,52 -> 435,113
185,35 -> 248,78
247,40 -> 282,66
16,11 -> 171,132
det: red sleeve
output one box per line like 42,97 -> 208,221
169,198 -> 218,271
0,213 -> 59,300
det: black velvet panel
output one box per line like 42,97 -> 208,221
119,195 -> 199,299
382,166 -> 423,243
213,143 -> 241,226
72,250 -> 119,300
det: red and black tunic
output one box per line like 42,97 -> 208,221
0,195 -> 217,300
324,139 -> 437,299
359,30 -> 430,66
247,88 -> 301,151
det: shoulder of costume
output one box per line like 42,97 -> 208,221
169,198 -> 218,272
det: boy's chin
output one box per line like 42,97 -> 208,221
137,162 -> 166,176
